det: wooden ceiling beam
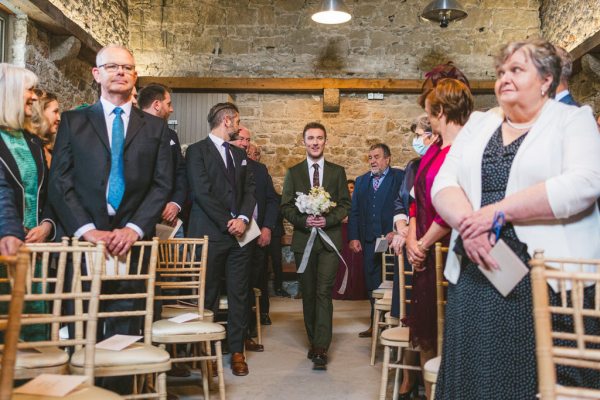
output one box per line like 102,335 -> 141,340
137,77 -> 496,94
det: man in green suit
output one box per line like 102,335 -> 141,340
281,122 -> 351,370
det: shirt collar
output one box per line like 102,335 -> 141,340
208,132 -> 226,148
371,166 -> 390,178
100,96 -> 132,118
555,90 -> 569,101
307,156 -> 324,170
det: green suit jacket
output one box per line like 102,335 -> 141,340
281,159 -> 351,253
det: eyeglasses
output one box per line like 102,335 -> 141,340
98,63 -> 136,74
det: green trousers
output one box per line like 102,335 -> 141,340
294,237 -> 339,350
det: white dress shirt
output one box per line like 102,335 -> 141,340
307,156 -> 324,186
75,97 -> 144,239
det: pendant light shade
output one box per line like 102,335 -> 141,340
421,0 -> 467,28
312,0 -> 352,25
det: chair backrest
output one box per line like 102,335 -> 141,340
0,248 -> 30,400
156,237 -> 209,320
382,246 -> 395,283
72,238 -> 160,345
434,242 -> 449,354
530,250 -> 600,400
397,252 -> 414,321
0,240 -> 104,384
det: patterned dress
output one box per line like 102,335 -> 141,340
435,128 -> 537,399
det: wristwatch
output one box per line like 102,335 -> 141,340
417,239 -> 428,252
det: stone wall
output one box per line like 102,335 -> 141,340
540,0 -> 600,50
539,0 -> 600,114
24,20 -> 98,110
48,0 -> 129,45
129,0 -> 540,80
236,92 -> 497,192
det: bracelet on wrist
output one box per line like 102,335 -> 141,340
417,239 -> 428,252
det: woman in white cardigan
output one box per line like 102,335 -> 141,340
431,39 -> 600,399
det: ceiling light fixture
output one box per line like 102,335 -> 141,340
420,0 -> 468,28
312,0 -> 352,25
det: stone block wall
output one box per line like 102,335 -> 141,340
235,92 -> 497,192
129,0 -> 540,80
25,21 -> 98,110
49,0 -> 129,45
540,0 -> 600,50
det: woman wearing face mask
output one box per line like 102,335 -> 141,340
28,89 -> 60,167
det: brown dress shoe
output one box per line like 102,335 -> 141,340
231,352 -> 249,376
358,327 -> 373,338
312,348 -> 328,370
245,338 -> 264,352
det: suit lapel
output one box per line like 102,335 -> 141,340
206,138 -> 233,186
124,107 -> 145,149
299,160 -> 311,192
322,160 -> 332,189
87,102 -> 110,152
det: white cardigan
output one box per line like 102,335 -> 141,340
431,100 -> 600,287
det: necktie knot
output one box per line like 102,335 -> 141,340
113,106 -> 123,117
222,142 -> 230,150
373,175 -> 381,191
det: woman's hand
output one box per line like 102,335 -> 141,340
0,236 -> 23,255
459,205 -> 498,240
25,221 -> 52,243
462,231 -> 498,271
406,232 -> 426,271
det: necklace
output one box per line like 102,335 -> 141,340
505,117 -> 535,130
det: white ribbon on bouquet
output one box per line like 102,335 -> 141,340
297,227 -> 348,294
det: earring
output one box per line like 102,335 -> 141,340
541,88 -> 546,97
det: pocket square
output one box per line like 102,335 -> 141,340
170,139 -> 175,145
241,159 -> 247,166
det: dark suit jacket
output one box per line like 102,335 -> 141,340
167,128 -> 187,208
281,159 -> 351,253
393,158 -> 420,217
248,159 -> 278,230
0,162 -> 24,240
186,136 -> 256,241
48,101 -> 173,237
0,130 -> 54,231
348,167 -> 404,243
558,92 -> 579,106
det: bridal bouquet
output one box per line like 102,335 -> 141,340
295,186 -> 337,216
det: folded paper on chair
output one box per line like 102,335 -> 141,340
479,239 -> 529,297
13,374 -> 88,397
96,334 -> 143,351
156,218 -> 183,240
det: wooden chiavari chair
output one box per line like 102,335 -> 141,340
370,248 -> 396,365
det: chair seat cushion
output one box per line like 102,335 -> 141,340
152,319 -> 226,336
372,287 -> 391,299
424,355 -> 441,383
161,305 -> 214,319
70,343 -> 170,368
380,326 -> 410,342
5,346 -> 70,369
14,385 -> 123,400
376,297 -> 392,307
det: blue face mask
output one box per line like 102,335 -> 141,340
412,136 -> 429,156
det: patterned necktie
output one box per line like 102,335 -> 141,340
222,142 -> 238,215
373,175 -> 381,191
108,107 -> 125,210
312,163 -> 320,187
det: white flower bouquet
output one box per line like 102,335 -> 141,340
295,186 -> 337,216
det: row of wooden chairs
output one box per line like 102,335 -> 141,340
377,245 -> 600,400
0,237 -> 227,400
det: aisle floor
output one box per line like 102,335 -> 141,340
170,297 -> 390,399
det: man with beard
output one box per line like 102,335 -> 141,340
280,122 -> 351,370
186,102 -> 256,376
348,143 -> 404,337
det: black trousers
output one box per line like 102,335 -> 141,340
205,236 -> 251,353
269,235 -> 284,290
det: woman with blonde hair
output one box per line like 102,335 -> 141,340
432,39 -> 600,398
28,89 -> 60,166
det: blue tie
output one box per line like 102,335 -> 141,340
108,107 -> 125,210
